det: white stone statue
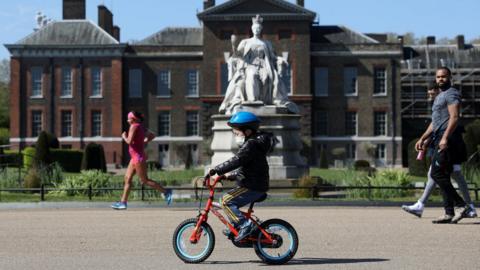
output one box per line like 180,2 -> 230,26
219,14 -> 299,115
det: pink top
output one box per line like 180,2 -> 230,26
128,123 -> 146,162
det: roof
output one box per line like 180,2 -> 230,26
311,25 -> 379,44
139,27 -> 203,46
197,0 -> 316,21
15,20 -> 119,45
403,44 -> 480,69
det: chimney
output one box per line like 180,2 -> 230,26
456,35 -> 465,50
204,0 -> 215,10
98,5 -> 114,35
297,0 -> 305,7
113,26 -> 120,41
426,36 -> 435,45
63,0 -> 85,20
397,35 -> 404,46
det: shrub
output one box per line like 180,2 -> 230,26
407,138 -> 429,177
22,147 -> 36,169
55,170 -> 112,196
4,150 -> 21,167
34,131 -> 51,168
293,175 -> 317,198
463,119 -> 480,158
354,160 -> 370,170
81,143 -> 106,172
347,170 -> 413,199
24,167 -> 42,189
51,149 -> 83,172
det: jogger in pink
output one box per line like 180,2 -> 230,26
111,111 -> 172,209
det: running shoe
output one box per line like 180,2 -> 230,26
401,202 -> 424,218
432,214 -> 453,224
466,204 -> 477,218
164,189 -> 173,206
111,201 -> 127,210
451,206 -> 469,224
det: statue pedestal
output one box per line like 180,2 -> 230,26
209,105 -> 308,181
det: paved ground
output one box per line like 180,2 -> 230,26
0,206 -> 478,270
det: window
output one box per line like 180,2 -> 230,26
374,68 -> 387,95
284,65 -> 292,94
91,67 -> 102,97
31,67 -> 43,97
345,111 -> 357,136
157,70 -> 171,97
31,111 -> 42,137
278,29 -> 292,40
157,111 -> 170,136
314,67 -> 328,96
186,70 -> 199,97
186,111 -> 199,136
345,144 -> 356,160
61,111 -> 72,137
91,111 -> 102,137
314,111 -> 328,136
129,69 -> 142,98
374,111 -> 387,136
221,63 -> 228,95
343,67 -> 357,95
61,67 -> 72,97
375,144 -> 386,161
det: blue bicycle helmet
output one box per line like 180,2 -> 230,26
227,111 -> 260,131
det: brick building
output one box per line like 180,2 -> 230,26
6,0 -> 410,168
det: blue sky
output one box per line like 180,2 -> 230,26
1,0 -> 479,59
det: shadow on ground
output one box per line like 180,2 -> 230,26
203,257 -> 389,265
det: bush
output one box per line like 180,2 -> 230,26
55,170 -> 112,196
354,160 -> 371,170
0,127 -> 9,146
34,131 -> 51,168
51,149 -> 83,172
81,143 -> 106,172
293,175 -> 317,198
22,147 -> 36,169
347,170 -> 413,199
24,167 -> 42,189
46,132 -> 60,149
463,119 -> 480,158
4,150 -> 21,167
407,138 -> 429,177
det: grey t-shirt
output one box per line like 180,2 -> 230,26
431,87 -> 461,132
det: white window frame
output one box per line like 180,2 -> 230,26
345,143 -> 357,160
157,70 -> 171,97
61,67 -> 73,98
375,144 -> 387,165
186,111 -> 199,136
343,67 -> 358,96
91,111 -> 102,137
32,111 -> 42,137
374,111 -> 387,136
157,111 -> 171,136
186,69 -> 199,97
90,67 -> 102,98
31,67 -> 43,98
373,67 -> 387,96
61,111 -> 72,137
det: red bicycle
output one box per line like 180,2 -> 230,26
172,175 -> 298,265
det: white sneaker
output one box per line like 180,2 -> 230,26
401,202 -> 424,218
467,204 -> 477,218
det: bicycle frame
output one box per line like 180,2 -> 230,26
189,175 -> 275,245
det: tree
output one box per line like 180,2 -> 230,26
81,143 -> 107,172
34,131 -> 51,168
0,59 -> 9,84
463,120 -> 480,158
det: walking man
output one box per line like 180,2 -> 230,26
414,67 -> 471,224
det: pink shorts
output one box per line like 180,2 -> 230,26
129,152 -> 147,165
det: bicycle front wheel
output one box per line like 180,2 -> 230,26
172,218 -> 215,263
253,218 -> 298,265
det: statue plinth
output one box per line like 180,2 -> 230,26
209,104 -> 308,181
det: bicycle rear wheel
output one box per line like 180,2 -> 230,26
253,218 -> 298,265
172,218 -> 215,263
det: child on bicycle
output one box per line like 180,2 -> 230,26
207,111 -> 277,242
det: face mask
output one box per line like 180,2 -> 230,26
234,135 -> 245,146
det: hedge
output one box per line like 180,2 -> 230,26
51,149 -> 84,172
